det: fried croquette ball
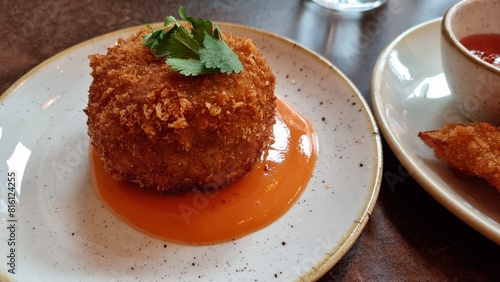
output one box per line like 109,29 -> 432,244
85,29 -> 276,193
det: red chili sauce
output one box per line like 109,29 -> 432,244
460,33 -> 500,68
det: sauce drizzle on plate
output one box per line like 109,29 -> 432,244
90,97 -> 318,245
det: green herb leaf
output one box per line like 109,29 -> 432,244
168,26 -> 199,59
142,6 -> 243,76
167,58 -> 218,76
178,7 -> 213,46
200,31 -> 243,74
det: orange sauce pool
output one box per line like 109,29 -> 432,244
90,97 -> 318,245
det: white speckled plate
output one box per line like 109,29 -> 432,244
372,18 -> 500,244
0,23 -> 382,281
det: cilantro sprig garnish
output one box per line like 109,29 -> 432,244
143,7 -> 244,76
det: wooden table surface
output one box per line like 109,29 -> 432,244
1,0 -> 499,281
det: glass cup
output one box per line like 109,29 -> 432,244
312,0 -> 388,12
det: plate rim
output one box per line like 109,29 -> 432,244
371,17 -> 500,244
1,22 -> 383,280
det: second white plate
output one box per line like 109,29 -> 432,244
372,18 -> 500,244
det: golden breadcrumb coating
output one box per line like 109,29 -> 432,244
418,122 -> 500,191
85,28 -> 276,193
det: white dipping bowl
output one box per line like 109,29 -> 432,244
441,0 -> 500,125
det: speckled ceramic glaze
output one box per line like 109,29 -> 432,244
441,0 -> 500,124
372,19 -> 500,245
0,23 -> 382,281
312,0 -> 387,12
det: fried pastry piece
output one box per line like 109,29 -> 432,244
418,122 -> 500,192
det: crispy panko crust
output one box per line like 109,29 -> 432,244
85,28 -> 276,193
418,122 -> 500,191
